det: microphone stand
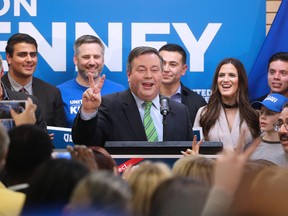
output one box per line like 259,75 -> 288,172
162,113 -> 168,141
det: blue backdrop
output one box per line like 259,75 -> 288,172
0,0 -> 265,101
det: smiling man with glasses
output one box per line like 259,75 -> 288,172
275,102 -> 288,154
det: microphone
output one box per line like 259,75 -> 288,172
160,96 -> 170,116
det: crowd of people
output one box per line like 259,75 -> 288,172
0,32 -> 288,215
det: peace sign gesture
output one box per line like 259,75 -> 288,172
82,73 -> 106,113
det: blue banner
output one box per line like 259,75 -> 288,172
248,0 -> 288,101
0,0 -> 265,101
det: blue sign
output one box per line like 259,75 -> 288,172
0,0 -> 265,101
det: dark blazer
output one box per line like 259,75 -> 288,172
4,87 -> 47,131
2,74 -> 67,127
181,83 -> 207,125
72,90 -> 193,147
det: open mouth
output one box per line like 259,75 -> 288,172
143,83 -> 153,88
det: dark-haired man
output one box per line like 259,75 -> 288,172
159,44 -> 206,125
72,46 -> 193,147
253,52 -> 288,102
2,33 -> 67,127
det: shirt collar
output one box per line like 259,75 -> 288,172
131,91 -> 160,110
8,73 -> 32,93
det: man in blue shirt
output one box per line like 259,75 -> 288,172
58,35 -> 125,127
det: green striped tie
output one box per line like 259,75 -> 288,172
143,101 -> 158,142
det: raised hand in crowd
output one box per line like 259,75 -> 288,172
201,135 -> 261,216
81,72 -> 106,113
67,145 -> 98,171
11,97 -> 37,126
181,135 -> 203,156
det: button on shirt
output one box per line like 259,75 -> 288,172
169,85 -> 182,103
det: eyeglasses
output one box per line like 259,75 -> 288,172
273,121 -> 288,132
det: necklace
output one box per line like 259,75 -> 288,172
222,102 -> 238,109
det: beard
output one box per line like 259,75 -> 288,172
78,69 -> 100,81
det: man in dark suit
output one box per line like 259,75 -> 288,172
159,44 -> 207,125
0,55 -> 46,131
3,33 -> 67,127
72,46 -> 193,147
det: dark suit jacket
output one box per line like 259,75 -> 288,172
181,83 -> 207,125
4,87 -> 47,131
2,74 -> 67,127
72,90 -> 193,147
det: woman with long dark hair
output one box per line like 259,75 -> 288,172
193,58 -> 260,150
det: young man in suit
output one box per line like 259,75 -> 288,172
3,33 -> 67,127
72,46 -> 193,147
0,55 -> 46,131
159,44 -> 207,125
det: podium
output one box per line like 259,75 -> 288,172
104,141 -> 223,168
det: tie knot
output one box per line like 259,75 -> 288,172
19,87 -> 28,94
144,101 -> 152,110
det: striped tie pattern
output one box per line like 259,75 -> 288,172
143,101 -> 158,142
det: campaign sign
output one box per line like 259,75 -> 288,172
47,126 -> 73,149
0,0 -> 265,102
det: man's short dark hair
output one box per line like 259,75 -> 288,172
5,33 -> 38,57
159,43 -> 187,65
268,52 -> 288,69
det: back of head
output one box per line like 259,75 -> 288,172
89,146 -> 118,174
249,166 -> 288,215
150,176 -> 209,216
68,170 -> 131,216
172,156 -> 215,187
126,161 -> 172,216
22,158 -> 89,215
5,124 -> 53,183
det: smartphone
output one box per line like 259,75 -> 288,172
51,151 -> 72,159
0,100 -> 26,119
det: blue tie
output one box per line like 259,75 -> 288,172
143,101 -> 158,142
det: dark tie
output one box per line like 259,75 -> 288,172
143,101 -> 158,142
19,87 -> 28,94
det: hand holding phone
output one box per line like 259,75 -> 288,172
11,98 -> 37,126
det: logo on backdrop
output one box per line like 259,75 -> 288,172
0,0 -> 265,100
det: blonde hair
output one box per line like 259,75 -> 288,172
172,156 -> 215,187
126,161 -> 172,216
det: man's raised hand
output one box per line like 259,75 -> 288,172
82,73 -> 106,113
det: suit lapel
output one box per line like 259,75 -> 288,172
121,90 -> 147,140
165,103 -> 176,140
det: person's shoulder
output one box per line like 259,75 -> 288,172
57,78 -> 76,88
33,77 -> 59,91
181,83 -> 206,100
